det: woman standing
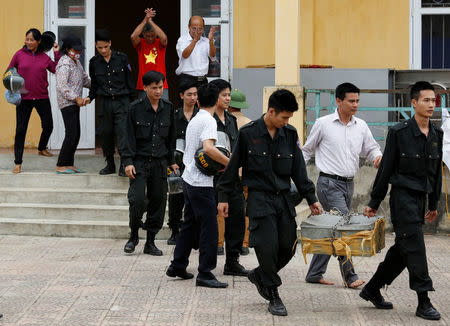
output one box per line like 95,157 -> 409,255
7,28 -> 60,174
55,34 -> 91,174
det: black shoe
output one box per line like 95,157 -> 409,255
118,165 -> 126,177
359,285 -> 393,309
99,163 -> 116,175
0,313 -> 3,318
248,269 -> 270,300
196,277 -> 228,288
167,232 -> 178,245
166,265 -> 194,280
143,241 -> 163,256
240,246 -> 250,255
268,287 -> 287,316
124,237 -> 139,254
416,303 -> 441,320
217,246 -> 224,255
224,260 -> 249,276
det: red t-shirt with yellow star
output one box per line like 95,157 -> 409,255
135,37 -> 168,90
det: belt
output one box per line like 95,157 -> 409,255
319,172 -> 354,182
180,73 -> 208,82
135,155 -> 164,162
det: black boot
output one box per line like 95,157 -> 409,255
359,285 -> 393,309
99,156 -> 116,175
124,229 -> 139,253
224,256 -> 249,276
247,269 -> 270,300
167,230 -> 178,245
240,246 -> 250,255
118,164 -> 126,177
416,292 -> 441,320
143,231 -> 163,256
267,287 -> 287,316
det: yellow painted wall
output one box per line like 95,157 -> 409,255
0,1 -> 45,148
234,0 -> 410,70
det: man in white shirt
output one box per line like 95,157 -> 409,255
167,83 -> 230,288
302,82 -> 382,289
175,16 -> 216,87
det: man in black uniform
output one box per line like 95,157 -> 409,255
209,79 -> 248,276
361,81 -> 442,321
217,89 -> 322,316
88,29 -> 135,176
122,71 -> 178,256
167,80 -> 199,245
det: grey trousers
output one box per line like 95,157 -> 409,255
305,175 -> 359,286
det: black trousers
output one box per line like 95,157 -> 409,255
127,158 -> 168,235
14,99 -> 53,164
178,74 -> 208,88
247,191 -> 297,288
97,96 -> 129,162
56,105 -> 80,167
367,187 -> 434,293
168,192 -> 184,232
171,181 -> 217,280
219,190 -> 246,259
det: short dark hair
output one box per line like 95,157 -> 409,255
410,81 -> 435,100
142,71 -> 165,86
268,89 -> 298,113
95,29 -> 110,42
178,80 -> 198,95
143,23 -> 154,33
335,82 -> 360,100
209,79 -> 231,93
197,84 -> 219,108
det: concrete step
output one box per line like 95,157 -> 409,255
0,203 -> 129,222
0,218 -> 172,239
0,152 -> 120,173
0,171 -> 129,189
0,187 -> 128,206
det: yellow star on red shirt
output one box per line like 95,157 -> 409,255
144,48 -> 158,64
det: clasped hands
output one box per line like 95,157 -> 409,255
75,97 -> 90,107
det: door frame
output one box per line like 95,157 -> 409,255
410,0 -> 450,69
44,0 -> 96,149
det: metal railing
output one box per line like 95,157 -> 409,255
305,89 -> 448,141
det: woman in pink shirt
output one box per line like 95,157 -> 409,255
7,28 -> 61,174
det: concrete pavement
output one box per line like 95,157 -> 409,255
0,234 -> 448,326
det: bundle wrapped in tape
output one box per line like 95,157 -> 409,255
299,211 -> 385,264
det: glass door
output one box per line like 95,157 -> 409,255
180,0 -> 230,81
45,0 -> 95,149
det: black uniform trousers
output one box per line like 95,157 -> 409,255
15,99 -> 53,164
127,157 -> 168,235
171,181 -> 218,279
98,96 -> 129,162
248,191 -> 297,288
57,105 -> 80,167
219,190 -> 245,259
367,187 -> 434,293
168,192 -> 184,232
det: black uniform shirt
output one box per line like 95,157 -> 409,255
174,106 -> 199,139
368,117 -> 443,210
214,111 -> 239,151
88,50 -> 135,100
216,116 -> 317,206
122,97 -> 176,166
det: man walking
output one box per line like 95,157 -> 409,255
361,81 -> 442,321
122,71 -> 177,256
167,83 -> 229,288
302,82 -> 382,289
88,29 -> 135,176
167,80 -> 199,245
217,89 -> 321,316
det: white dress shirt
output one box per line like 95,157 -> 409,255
175,34 -> 216,76
182,109 -> 218,187
302,109 -> 382,178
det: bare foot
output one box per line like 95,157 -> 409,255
12,164 -> 21,174
318,278 -> 334,285
348,279 -> 365,289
